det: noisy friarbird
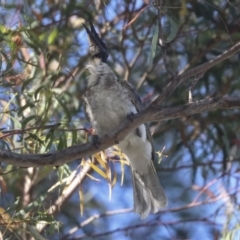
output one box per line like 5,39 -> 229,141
82,21 -> 167,219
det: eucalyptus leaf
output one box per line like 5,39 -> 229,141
165,15 -> 178,43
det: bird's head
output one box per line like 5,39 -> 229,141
83,20 -> 109,63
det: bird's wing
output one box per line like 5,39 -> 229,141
120,80 -> 155,161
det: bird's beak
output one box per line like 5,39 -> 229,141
83,20 -> 109,62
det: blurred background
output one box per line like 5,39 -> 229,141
0,0 -> 240,239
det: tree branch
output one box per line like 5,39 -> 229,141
0,95 -> 239,167
36,159 -> 92,232
153,41 -> 240,106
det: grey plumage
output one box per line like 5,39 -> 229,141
83,21 -> 167,219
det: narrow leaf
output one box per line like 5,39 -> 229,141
88,162 -> 107,179
79,187 -> 84,216
48,29 -> 58,45
165,15 -> 178,43
151,23 -> 159,63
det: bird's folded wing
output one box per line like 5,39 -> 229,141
119,80 -> 155,161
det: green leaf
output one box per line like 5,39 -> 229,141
45,130 -> 55,150
0,140 -> 12,151
150,23 -> 159,64
58,164 -> 71,177
165,15 -> 178,43
58,133 -> 67,150
0,52 -> 2,70
27,133 -> 45,146
71,127 -> 77,145
48,29 -> 58,45
0,50 -> 11,72
21,29 -> 42,55
18,102 -> 35,116
21,77 -> 35,92
16,195 -> 47,218
34,86 -> 46,100
56,96 -> 72,122
22,115 -> 37,129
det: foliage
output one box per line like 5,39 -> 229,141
0,0 -> 240,239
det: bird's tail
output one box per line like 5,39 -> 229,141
131,160 -> 167,219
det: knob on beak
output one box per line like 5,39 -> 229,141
83,20 -> 109,63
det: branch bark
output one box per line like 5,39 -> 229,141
0,95 -> 239,167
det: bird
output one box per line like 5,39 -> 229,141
82,21 -> 167,219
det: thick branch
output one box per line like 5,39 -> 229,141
0,96 -> 239,167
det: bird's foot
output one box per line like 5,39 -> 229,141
92,135 -> 100,148
87,127 -> 95,135
127,112 -> 135,122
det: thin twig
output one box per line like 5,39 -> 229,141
0,124 -> 92,140
36,159 -> 93,232
155,0 -> 176,77
188,73 -> 204,103
153,41 -> 240,106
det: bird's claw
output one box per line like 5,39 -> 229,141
127,112 -> 135,122
92,135 -> 100,148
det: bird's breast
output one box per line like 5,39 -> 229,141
85,81 -> 136,136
